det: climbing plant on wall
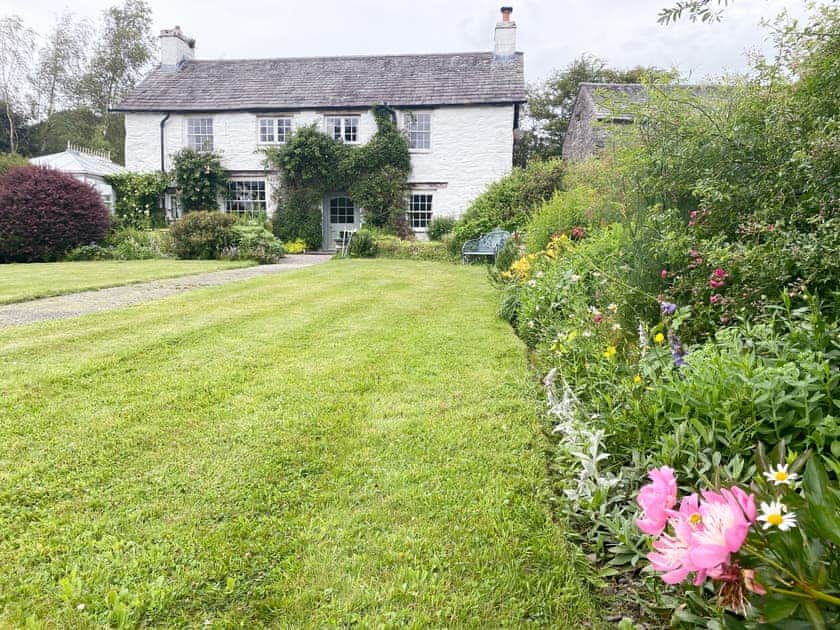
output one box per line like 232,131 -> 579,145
104,171 -> 169,228
171,148 -> 228,213
264,105 -> 411,248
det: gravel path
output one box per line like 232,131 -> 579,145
0,254 -> 333,329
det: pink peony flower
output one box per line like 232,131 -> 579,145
709,279 -> 726,289
687,488 -> 752,572
636,466 -> 678,536
712,267 -> 728,279
710,294 -> 723,304
648,516 -> 696,584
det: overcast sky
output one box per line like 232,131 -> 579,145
6,0 -> 811,85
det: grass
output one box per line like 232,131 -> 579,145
0,259 -> 596,627
0,259 -> 254,304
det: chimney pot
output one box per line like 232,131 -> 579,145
494,7 -> 516,60
159,26 -> 195,71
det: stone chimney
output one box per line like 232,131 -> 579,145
159,26 -> 195,71
494,7 -> 516,60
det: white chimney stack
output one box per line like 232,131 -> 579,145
494,6 -> 516,60
159,26 -> 195,71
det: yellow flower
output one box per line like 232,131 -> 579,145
654,332 -> 665,344
603,345 -> 617,359
633,374 -> 642,384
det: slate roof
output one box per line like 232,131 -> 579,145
576,83 -> 719,120
30,149 -> 126,177
113,52 -> 526,112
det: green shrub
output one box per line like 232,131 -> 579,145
228,223 -> 285,264
428,216 -> 456,241
453,158 -> 564,248
0,153 -> 28,175
169,212 -> 237,259
374,236 -> 451,262
494,237 -> 520,272
271,188 -> 323,250
172,149 -> 228,213
104,172 -> 169,228
525,186 -> 620,253
64,244 -> 115,261
349,229 -> 377,258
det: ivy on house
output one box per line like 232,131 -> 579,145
104,171 -> 169,228
264,105 -> 411,248
172,148 -> 228,213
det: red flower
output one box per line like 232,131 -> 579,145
661,269 -> 669,279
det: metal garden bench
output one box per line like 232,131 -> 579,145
461,228 -> 511,263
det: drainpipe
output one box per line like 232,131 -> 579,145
159,113 -> 171,173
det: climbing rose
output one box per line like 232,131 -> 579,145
636,466 -> 678,536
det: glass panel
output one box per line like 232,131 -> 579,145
188,118 -> 214,151
406,112 -> 431,150
329,197 -> 355,223
277,118 -> 292,143
408,193 -> 433,228
344,117 -> 358,142
225,181 -> 266,216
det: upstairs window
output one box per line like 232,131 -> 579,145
325,116 -> 359,143
405,112 -> 431,150
187,118 -> 214,152
407,193 -> 433,229
224,180 -> 266,216
259,117 -> 293,144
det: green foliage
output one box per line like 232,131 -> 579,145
227,222 -> 285,264
427,216 -> 455,241
271,187 -> 323,250
265,107 -> 411,246
525,186 -> 622,253
453,159 -> 565,247
348,229 -> 377,258
171,149 -> 228,213
105,171 -> 169,228
494,237 -> 520,272
516,54 -> 678,165
0,152 -> 28,175
345,107 -> 410,229
373,236 -> 452,262
168,211 -> 237,259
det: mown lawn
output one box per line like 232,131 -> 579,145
0,259 -> 254,304
0,260 -> 595,627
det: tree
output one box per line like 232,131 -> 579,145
0,16 -> 35,154
515,54 -> 678,166
29,13 -> 91,121
79,0 -> 155,117
658,1 -> 733,24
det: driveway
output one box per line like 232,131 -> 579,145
0,254 -> 333,329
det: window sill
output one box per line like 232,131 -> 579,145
408,149 -> 431,154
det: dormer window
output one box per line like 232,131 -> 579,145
259,117 -> 292,144
325,116 -> 359,143
187,117 -> 213,152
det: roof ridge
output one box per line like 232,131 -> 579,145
182,51 -> 522,64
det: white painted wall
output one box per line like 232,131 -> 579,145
123,104 -> 515,220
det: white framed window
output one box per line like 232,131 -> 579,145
407,193 -> 433,229
329,196 -> 355,223
187,118 -> 214,152
258,117 -> 293,144
405,112 -> 431,150
325,116 -> 360,143
224,180 -> 266,216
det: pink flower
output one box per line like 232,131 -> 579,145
710,294 -> 722,304
661,269 -> 669,279
712,267 -> 728,279
687,488 -> 752,572
636,466 -> 678,536
767,224 -> 775,232
648,517 -> 696,584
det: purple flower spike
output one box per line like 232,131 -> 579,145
660,301 -> 678,316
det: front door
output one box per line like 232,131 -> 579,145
323,195 -> 360,250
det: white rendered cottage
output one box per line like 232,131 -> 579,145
29,145 -> 126,210
113,7 -> 525,249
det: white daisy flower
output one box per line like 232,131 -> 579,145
763,463 -> 798,486
758,500 -> 797,531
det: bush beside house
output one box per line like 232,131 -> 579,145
0,166 -> 110,262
